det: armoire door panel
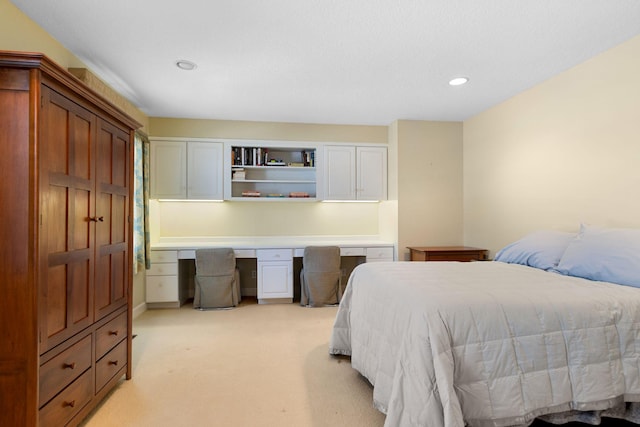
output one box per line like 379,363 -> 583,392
43,250 -> 94,350
95,244 -> 128,318
43,100 -> 71,174
112,194 -> 126,243
94,118 -> 130,319
69,259 -> 91,325
95,255 -> 111,314
73,189 -> 91,250
39,86 -> 96,353
45,264 -> 68,337
112,133 -> 128,187
72,114 -> 92,180
47,185 -> 69,253
112,251 -> 126,302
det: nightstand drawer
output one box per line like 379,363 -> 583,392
408,246 -> 488,262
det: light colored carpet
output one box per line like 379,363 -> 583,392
81,299 -> 386,427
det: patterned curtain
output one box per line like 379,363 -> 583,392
133,132 -> 151,274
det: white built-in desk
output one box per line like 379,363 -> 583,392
147,237 -> 395,307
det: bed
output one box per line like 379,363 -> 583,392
329,225 -> 640,426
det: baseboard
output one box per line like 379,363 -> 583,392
133,302 -> 147,319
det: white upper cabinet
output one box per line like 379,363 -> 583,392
187,142 -> 223,199
151,140 -> 187,199
323,145 -> 387,201
151,139 -> 223,200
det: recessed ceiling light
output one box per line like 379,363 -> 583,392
175,60 -> 197,71
449,77 -> 469,86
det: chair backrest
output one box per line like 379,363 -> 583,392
303,246 -> 341,272
195,248 -> 236,277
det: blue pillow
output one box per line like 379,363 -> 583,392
494,230 -> 576,271
556,224 -> 640,287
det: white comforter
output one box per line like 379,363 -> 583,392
329,261 -> 640,427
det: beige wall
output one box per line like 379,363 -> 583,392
394,120 -> 464,260
148,118 -> 390,241
1,0 -> 83,69
463,34 -> 640,256
149,117 -> 387,144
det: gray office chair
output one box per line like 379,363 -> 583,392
300,246 -> 342,307
194,248 -> 241,309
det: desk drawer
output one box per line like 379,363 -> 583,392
340,247 -> 365,257
39,368 -> 92,427
148,262 -> 178,276
39,334 -> 92,407
366,247 -> 394,261
95,311 -> 127,360
146,275 -> 179,302
95,339 -> 128,393
150,250 -> 178,263
257,249 -> 292,261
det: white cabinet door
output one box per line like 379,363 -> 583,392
257,249 -> 293,301
323,145 -> 387,200
258,261 -> 292,299
151,140 -> 187,199
357,146 -> 387,201
150,140 -> 223,200
323,145 -> 356,200
187,142 -> 223,200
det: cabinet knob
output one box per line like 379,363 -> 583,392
108,330 -> 119,336
64,400 -> 76,408
89,216 -> 104,222
109,360 -> 119,366
63,362 -> 76,370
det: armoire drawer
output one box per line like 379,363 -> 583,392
39,368 -> 93,427
39,334 -> 92,408
95,339 -> 128,393
95,311 -> 128,360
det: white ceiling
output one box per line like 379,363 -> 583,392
10,0 -> 640,126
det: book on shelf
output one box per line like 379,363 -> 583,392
241,190 -> 261,197
289,192 -> 310,198
232,169 -> 246,180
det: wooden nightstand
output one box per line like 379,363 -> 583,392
407,246 -> 489,262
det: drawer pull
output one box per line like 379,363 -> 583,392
63,362 -> 76,370
108,330 -> 119,336
89,216 -> 104,222
64,400 -> 76,408
108,360 -> 119,366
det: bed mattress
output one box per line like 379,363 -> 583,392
329,261 -> 640,426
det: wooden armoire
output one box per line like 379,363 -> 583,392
0,51 -> 139,426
